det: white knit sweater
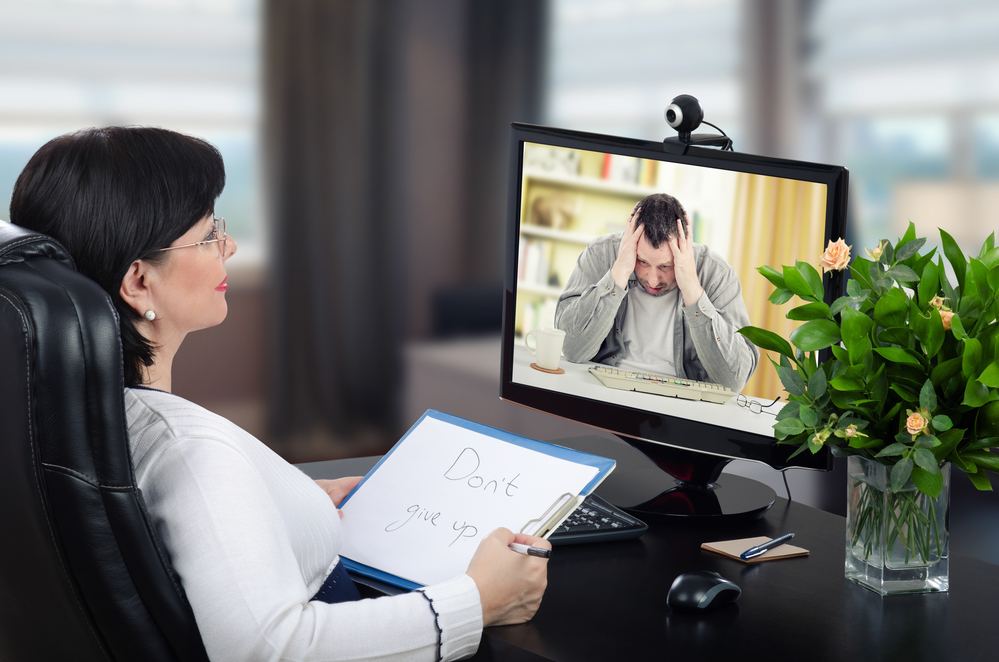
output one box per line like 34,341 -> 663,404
124,388 -> 483,662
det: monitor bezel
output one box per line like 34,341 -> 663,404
500,123 -> 847,472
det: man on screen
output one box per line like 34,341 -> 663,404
555,192 -> 758,393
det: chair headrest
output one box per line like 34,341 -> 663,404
0,220 -> 76,270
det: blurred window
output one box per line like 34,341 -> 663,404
837,116 -> 950,247
0,0 -> 261,265
973,113 -> 999,178
810,0 -> 999,253
545,0 -> 742,142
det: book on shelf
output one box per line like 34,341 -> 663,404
638,159 -> 658,188
519,297 -> 558,338
691,211 -> 703,244
518,236 -> 554,288
519,301 -> 536,339
601,153 -> 639,185
523,143 -> 580,177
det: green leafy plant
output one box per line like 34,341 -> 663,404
739,222 -> 999,500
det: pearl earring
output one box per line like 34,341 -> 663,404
144,310 -> 156,321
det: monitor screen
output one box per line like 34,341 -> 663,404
500,123 -> 847,508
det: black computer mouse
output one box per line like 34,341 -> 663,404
666,571 -> 741,614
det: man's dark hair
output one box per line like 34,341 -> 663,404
10,126 -> 225,386
635,193 -> 688,249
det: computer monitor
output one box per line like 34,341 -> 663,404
500,123 -> 848,521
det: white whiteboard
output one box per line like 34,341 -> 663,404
339,411 -> 612,587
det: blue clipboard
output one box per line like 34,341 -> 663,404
339,410 -> 616,590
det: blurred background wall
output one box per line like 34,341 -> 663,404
3,0 -> 999,560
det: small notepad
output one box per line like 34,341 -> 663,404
701,536 -> 809,563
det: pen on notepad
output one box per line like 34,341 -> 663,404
508,543 -> 552,559
740,533 -> 795,560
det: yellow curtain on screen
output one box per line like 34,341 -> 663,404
727,173 -> 827,400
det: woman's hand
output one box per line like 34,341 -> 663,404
611,205 -> 643,290
466,528 -> 550,627
315,476 -> 363,512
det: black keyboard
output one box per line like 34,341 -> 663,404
548,493 -> 648,545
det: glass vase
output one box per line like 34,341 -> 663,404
845,455 -> 950,596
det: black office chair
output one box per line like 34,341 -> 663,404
0,220 -> 209,661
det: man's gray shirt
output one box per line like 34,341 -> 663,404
554,232 -> 759,393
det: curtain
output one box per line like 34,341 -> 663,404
462,1 -> 548,283
728,172 -> 827,399
264,1 -> 547,451
264,0 -> 408,448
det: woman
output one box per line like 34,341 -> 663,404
10,127 -> 549,662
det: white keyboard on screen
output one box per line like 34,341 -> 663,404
588,365 -> 735,404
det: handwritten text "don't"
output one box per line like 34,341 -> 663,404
443,448 -> 521,497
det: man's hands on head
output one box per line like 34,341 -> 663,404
668,216 -> 703,305
612,205 -> 643,290
466,528 -> 550,627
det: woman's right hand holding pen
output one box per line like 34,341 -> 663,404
466,527 -> 550,626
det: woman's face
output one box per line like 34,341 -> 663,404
150,214 -> 237,337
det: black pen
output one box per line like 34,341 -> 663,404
740,533 -> 795,560
509,542 -> 552,559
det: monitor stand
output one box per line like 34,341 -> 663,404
619,437 -> 776,523
549,434 -> 778,524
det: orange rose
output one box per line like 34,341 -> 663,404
820,238 -> 852,272
906,411 -> 927,436
940,310 -> 954,330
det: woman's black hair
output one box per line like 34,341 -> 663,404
9,127 -> 226,386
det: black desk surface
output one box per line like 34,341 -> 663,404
299,435 -> 999,662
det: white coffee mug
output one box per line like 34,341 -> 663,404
525,327 -> 566,371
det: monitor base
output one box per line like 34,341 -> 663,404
624,474 -> 776,524
618,436 -> 776,523
546,434 -> 780,524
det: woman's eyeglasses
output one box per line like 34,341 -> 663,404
154,215 -> 227,257
736,394 -> 781,415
